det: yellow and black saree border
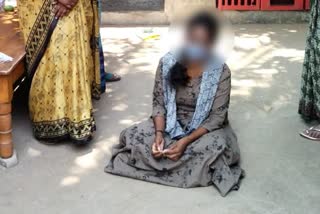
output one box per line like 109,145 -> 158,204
25,0 -> 58,78
33,116 -> 96,144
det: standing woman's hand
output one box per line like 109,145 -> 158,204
54,2 -> 70,18
57,0 -> 78,9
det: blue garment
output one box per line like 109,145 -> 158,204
98,0 -> 106,93
161,51 -> 224,139
183,44 -> 210,62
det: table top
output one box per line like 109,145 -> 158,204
0,12 -> 25,75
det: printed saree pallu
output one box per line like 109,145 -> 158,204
18,0 -> 104,143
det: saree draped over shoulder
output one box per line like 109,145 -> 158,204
18,0 -> 104,143
105,57 -> 244,196
299,0 -> 320,120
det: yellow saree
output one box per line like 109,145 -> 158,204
18,0 -> 102,143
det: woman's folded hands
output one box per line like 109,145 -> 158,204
163,139 -> 188,161
152,135 -> 188,161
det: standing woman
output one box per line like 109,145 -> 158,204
17,0 -> 104,144
299,0 -> 320,140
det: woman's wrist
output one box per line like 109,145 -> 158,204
180,136 -> 192,146
155,130 -> 164,137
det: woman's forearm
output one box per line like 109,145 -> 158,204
153,116 -> 165,135
181,127 -> 208,146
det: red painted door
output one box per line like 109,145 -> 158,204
305,0 -> 310,10
218,0 -> 260,10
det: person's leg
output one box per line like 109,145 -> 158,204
96,0 -> 121,83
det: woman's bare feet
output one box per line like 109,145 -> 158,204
300,125 -> 320,141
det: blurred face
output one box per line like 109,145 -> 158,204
183,26 -> 214,62
186,25 -> 213,49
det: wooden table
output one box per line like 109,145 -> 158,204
0,12 -> 25,167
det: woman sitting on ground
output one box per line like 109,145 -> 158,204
105,12 -> 244,196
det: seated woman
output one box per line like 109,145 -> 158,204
105,12 -> 244,196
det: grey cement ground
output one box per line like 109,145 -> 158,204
1,24 -> 320,214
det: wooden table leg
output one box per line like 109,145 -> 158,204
0,75 -> 14,159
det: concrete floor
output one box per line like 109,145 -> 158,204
1,24 -> 320,214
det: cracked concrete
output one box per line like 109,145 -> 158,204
1,24 -> 319,214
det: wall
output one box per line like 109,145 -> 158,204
100,0 -> 308,25
103,0 -> 164,11
165,0 -> 217,22
101,0 -> 217,25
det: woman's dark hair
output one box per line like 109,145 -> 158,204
169,11 -> 220,88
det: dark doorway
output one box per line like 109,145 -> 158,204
270,0 -> 295,5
